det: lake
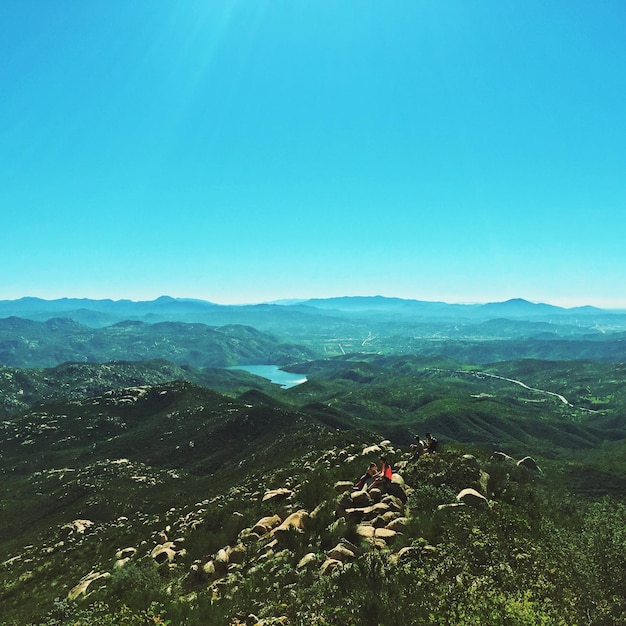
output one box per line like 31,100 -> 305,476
227,364 -> 307,389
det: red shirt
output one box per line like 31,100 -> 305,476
383,463 -> 393,480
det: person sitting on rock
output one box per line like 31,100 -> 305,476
354,462 -> 378,490
368,456 -> 393,491
424,432 -> 439,454
410,435 -> 425,460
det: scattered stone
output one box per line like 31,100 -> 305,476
368,487 -> 383,502
362,445 -> 382,456
334,480 -> 354,493
115,547 -> 136,560
271,509 -> 309,535
320,558 -> 342,575
386,516 -> 408,532
422,545 -> 438,557
350,490 -> 371,508
344,507 -> 365,523
328,543 -> 356,562
517,456 -> 542,472
62,519 -> 94,536
151,542 -> 177,564
491,451 -> 515,463
462,454 -> 480,470
67,571 -> 110,601
437,502 -> 466,512
456,488 -> 488,508
394,546 -> 421,562
262,488 -> 292,503
356,525 -> 398,540
228,544 -> 247,564
297,552 -> 318,569
381,494 -> 404,512
214,548 -> 229,566
252,515 -> 282,535
387,476 -> 408,503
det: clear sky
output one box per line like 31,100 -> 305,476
1,1 -> 625,308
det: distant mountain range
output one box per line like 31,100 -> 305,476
2,296 -> 626,369
1,295 -> 624,327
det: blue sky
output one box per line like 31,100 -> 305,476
1,1 -> 625,308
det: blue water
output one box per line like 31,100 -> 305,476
227,364 -> 307,389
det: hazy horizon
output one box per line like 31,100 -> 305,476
2,2 -> 625,309
2,292 -> 625,312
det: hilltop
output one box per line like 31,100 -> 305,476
0,318 -> 313,368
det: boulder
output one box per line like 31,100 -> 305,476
462,454 -> 480,470
344,507 -> 366,523
252,514 -> 282,535
320,558 -> 342,575
350,490 -> 372,508
67,571 -> 110,601
356,525 -> 398,541
271,510 -> 309,535
262,488 -> 292,503
115,547 -> 136,560
394,545 -> 421,562
363,502 -> 390,521
214,548 -> 229,566
150,542 -> 177,564
380,510 -> 400,524
336,492 -> 353,512
328,543 -> 356,562
381,494 -> 404,512
228,544 -> 247,564
387,476 -> 408,503
456,488 -> 488,508
437,502 -> 466,512
62,519 -> 94,536
368,488 -> 383,502
362,445 -> 382,456
334,480 -> 354,493
422,545 -> 438,558
297,552 -> 318,569
386,516 -> 408,532
517,456 -> 541,472
238,528 -> 261,544
491,451 -> 515,463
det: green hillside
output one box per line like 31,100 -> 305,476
1,352 -> 625,625
0,318 -> 314,368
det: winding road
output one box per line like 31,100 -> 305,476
428,367 -> 602,413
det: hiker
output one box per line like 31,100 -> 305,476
410,435 -> 425,459
368,456 -> 393,491
354,462 -> 378,490
424,432 -> 439,454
